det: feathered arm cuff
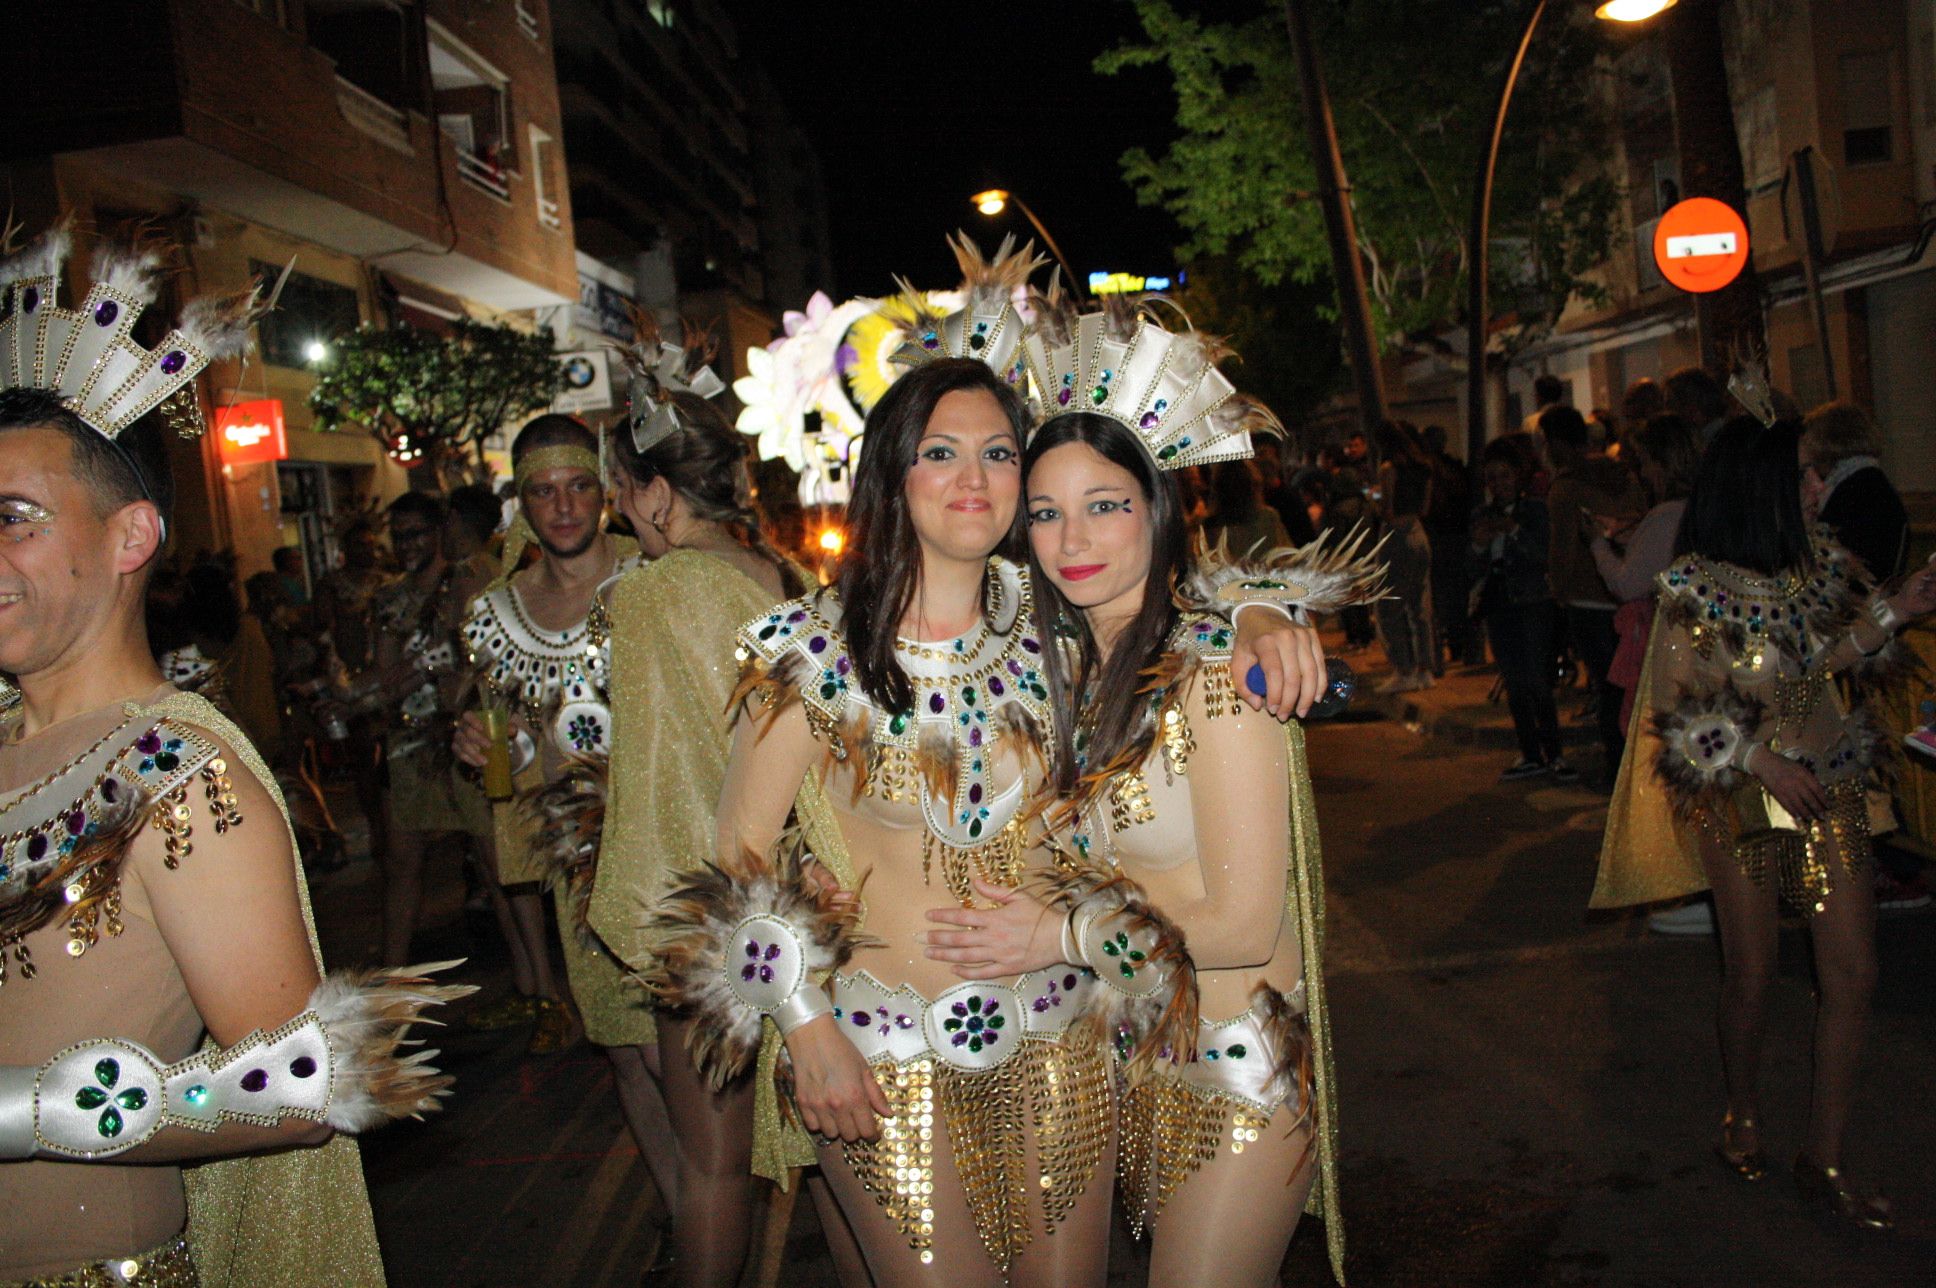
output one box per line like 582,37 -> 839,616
1041,864 -> 1198,1077
1651,687 -> 1766,808
641,839 -> 875,1091
522,756 -> 607,950
1178,527 -> 1389,625
0,962 -> 476,1160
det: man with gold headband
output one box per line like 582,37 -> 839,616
454,416 -> 655,1074
0,224 -> 469,1284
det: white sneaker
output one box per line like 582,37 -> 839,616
1647,900 -> 1716,936
1374,674 -> 1410,695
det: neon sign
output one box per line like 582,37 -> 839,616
212,400 -> 289,466
1088,271 -> 1180,295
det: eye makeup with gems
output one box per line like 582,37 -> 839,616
1025,492 -> 1135,525
0,498 -> 56,542
916,435 -> 1018,466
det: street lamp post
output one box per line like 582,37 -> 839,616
970,190 -> 1080,290
1464,0 -> 1681,468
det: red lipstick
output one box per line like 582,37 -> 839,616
1059,564 -> 1105,581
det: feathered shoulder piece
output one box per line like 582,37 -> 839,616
1655,528 -> 1871,670
729,586 -> 862,752
1178,527 -> 1389,626
638,825 -> 876,1089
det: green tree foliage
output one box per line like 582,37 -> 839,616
1100,0 -> 1621,354
308,319 -> 564,485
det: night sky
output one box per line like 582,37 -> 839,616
734,0 -> 1189,303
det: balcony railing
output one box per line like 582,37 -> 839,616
538,196 -> 563,230
1634,216 -> 1664,292
336,76 -> 412,154
516,1 -> 541,40
456,148 -> 512,202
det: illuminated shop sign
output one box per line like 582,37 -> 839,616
213,399 -> 289,466
1088,270 -> 1181,295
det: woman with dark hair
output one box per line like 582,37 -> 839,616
1372,421 -> 1437,693
643,241 -> 1321,1286
1469,436 -> 1573,781
915,305 -> 1376,1285
1594,418 -> 1936,1227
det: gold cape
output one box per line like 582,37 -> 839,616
146,691 -> 387,1288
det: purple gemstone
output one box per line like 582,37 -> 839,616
64,809 -> 87,836
968,727 -> 983,748
741,964 -> 757,980
240,1069 -> 268,1093
983,1030 -> 999,1045
851,1012 -> 870,1027
26,833 -> 47,861
763,943 -> 781,960
835,656 -> 851,676
809,635 -> 828,654
1139,411 -> 1160,429
290,1056 -> 316,1079
159,351 -> 187,376
1063,973 -> 1078,989
788,609 -> 808,622
745,940 -> 760,957
94,299 -> 120,327
951,1032 -> 970,1046
1056,388 -> 1072,406
759,965 -> 774,983
1021,638 -> 1041,654
951,1000 -> 968,1017
1033,998 -> 1049,1012
1006,659 -> 1024,676
21,287 -> 39,313
929,692 -> 945,714
968,782 -> 983,804
100,778 -> 120,803
895,1014 -> 914,1029
137,732 -> 162,755
988,677 -> 1005,696
982,997 -> 999,1014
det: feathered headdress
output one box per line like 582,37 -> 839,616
621,314 -> 726,453
888,232 -> 1046,389
1021,294 -> 1279,470
0,216 -> 269,441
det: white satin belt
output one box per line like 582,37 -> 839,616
1176,984 -> 1306,1114
830,967 -> 1096,1073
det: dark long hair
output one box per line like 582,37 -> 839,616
1675,416 -> 1812,576
1024,413 -> 1190,797
835,358 -> 1031,718
610,391 -> 806,598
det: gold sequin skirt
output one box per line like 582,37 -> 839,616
4,1234 -> 195,1287
1703,775 -> 1873,915
1118,989 -> 1313,1238
820,970 -> 1114,1275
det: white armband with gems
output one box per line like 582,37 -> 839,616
0,963 -> 472,1161
727,914 -> 833,1036
1068,899 -> 1169,999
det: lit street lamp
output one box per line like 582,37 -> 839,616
970,189 -> 1079,290
1464,0 -> 1682,469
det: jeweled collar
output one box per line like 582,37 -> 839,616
1657,531 -> 1864,669
737,557 -> 1052,849
461,560 -> 636,721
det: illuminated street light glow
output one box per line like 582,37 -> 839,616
1594,0 -> 1678,21
971,189 -> 1009,217
818,528 -> 846,556
304,339 -> 329,363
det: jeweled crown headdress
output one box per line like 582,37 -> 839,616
0,218 -> 263,441
1021,290 -> 1279,471
889,232 -> 1046,388
621,315 -> 726,453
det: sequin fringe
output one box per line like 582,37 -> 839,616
922,815 -> 1027,907
1706,777 -> 1872,916
841,1038 -> 1110,1277
1117,1077 -> 1306,1239
6,1233 -> 197,1287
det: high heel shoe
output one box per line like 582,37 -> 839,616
1713,1113 -> 1768,1181
1793,1155 -> 1894,1230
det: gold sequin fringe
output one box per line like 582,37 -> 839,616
1704,777 -> 1872,916
923,815 -> 1027,907
841,1039 -> 1111,1277
1118,1079 -> 1287,1239
866,742 -> 918,804
6,1234 -> 196,1287
152,783 -> 194,870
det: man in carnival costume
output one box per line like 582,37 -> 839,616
0,223 -> 468,1285
453,416 -> 648,1060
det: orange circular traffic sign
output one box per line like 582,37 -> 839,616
1654,197 -> 1750,293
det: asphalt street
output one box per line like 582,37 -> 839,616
315,662 -> 1936,1286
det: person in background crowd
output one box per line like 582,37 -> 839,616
1421,424 -> 1480,669
1801,401 -> 1926,913
181,559 -> 285,765
314,516 -> 394,883
1544,405 -> 1647,784
1592,415 -> 1699,733
1522,372 -> 1567,437
1372,421 -> 1437,693
1621,377 -> 1666,434
1664,366 -> 1731,445
1202,458 -> 1294,557
272,542 -> 310,608
1470,436 -> 1574,782
1255,435 -> 1320,547
1329,441 -> 1377,650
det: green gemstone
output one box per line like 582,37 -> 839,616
820,682 -> 839,700
98,1106 -> 123,1138
962,687 -> 977,706
1158,445 -> 1178,460
889,711 -> 910,735
76,1086 -> 108,1110
94,1058 -> 119,1089
987,1015 -> 1005,1029
1128,949 -> 1145,962
115,1088 -> 148,1111
1226,1043 -> 1247,1059
1120,962 -> 1136,979
185,1085 -> 208,1106
944,1018 -> 961,1032
969,1036 -> 984,1052
154,752 -> 179,772
1101,940 -> 1120,956
968,818 -> 983,838
1090,386 -> 1107,405
967,996 -> 982,1010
